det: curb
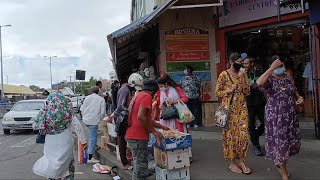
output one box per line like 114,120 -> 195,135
94,148 -> 132,180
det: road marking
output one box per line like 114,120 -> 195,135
75,172 -> 84,175
11,135 -> 36,148
0,135 -> 21,145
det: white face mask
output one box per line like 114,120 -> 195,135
160,87 -> 169,91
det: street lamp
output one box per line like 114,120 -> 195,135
0,24 -> 11,99
44,56 -> 57,93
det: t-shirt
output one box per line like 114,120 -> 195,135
303,62 -> 313,92
125,92 -> 153,141
246,70 -> 266,107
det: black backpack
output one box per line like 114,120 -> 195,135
115,93 -> 140,136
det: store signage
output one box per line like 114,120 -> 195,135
166,51 -> 210,61
165,28 -> 209,35
219,0 -> 305,27
167,61 -> 211,72
167,72 -> 211,83
166,41 -> 209,51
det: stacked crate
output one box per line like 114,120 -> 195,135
153,133 -> 192,180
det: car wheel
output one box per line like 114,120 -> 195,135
3,129 -> 10,135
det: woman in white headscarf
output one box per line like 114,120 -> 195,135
33,93 -> 87,180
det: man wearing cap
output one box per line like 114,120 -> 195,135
105,73 -> 143,170
243,57 -> 266,156
80,86 -> 106,163
126,80 -> 170,180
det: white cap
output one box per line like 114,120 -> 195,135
128,73 -> 143,90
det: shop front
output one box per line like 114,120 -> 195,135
216,0 -> 320,138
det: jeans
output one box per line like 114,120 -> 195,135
187,98 -> 202,127
248,105 -> 265,147
117,135 -> 129,166
127,139 -> 148,180
87,125 -> 98,155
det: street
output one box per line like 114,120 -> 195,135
0,119 -> 112,180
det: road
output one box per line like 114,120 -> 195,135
0,119 -> 112,180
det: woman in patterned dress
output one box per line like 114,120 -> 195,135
257,56 -> 303,180
215,53 -> 251,174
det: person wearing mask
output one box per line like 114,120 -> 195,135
96,80 -> 104,97
180,65 -> 202,128
215,52 -> 251,174
242,57 -> 266,156
33,93 -> 87,180
125,80 -> 170,180
106,73 -> 144,171
80,86 -> 106,163
111,80 -> 120,111
257,55 -> 303,180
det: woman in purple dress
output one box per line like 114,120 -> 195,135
257,55 -> 304,180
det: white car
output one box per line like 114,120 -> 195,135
1,99 -> 46,135
71,96 -> 85,113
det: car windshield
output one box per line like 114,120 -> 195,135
11,101 -> 45,111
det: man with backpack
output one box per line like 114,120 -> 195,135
106,73 -> 144,170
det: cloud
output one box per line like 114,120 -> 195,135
0,0 -> 131,88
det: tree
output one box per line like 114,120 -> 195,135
75,77 -> 97,96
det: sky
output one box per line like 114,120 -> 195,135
0,0 -> 131,88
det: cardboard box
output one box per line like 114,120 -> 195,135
304,97 -> 314,117
100,136 -> 110,150
154,147 -> 190,170
202,103 -> 219,127
155,166 -> 190,180
155,133 -> 192,151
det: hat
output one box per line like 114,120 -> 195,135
142,80 -> 159,92
241,53 -> 248,59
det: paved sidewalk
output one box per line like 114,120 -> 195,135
94,129 -> 320,180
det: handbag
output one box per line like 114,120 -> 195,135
161,101 -> 179,120
36,133 -> 45,144
175,101 -> 194,123
213,71 -> 235,129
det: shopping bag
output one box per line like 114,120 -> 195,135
92,163 -> 111,174
175,101 -> 194,123
77,140 -> 88,164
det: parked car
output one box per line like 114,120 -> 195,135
71,96 -> 85,113
1,99 -> 46,135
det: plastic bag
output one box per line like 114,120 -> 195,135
92,163 -> 111,174
175,101 -> 194,123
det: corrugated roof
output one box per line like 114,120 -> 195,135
1,85 -> 36,95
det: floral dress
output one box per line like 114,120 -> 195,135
215,71 -> 250,160
260,75 -> 301,165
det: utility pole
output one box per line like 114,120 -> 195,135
44,56 -> 57,93
66,75 -> 72,89
0,25 -> 12,99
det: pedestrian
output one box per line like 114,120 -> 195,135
96,80 -> 104,97
242,57 -> 266,156
125,80 -> 170,180
180,65 -> 202,128
106,73 -> 144,171
215,52 -> 251,174
156,74 -> 188,132
80,86 -> 106,163
257,55 -> 303,180
33,93 -> 87,180
111,80 -> 120,111
104,92 -> 112,115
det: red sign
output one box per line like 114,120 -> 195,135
202,92 -> 211,102
166,51 -> 210,61
166,41 -> 209,51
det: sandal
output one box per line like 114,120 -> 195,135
238,163 -> 251,174
229,165 -> 242,174
123,165 -> 133,170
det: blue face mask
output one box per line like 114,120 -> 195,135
183,69 -> 188,75
273,67 -> 286,75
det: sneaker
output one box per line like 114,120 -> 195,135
254,146 -> 264,156
194,125 -> 199,128
88,157 -> 100,163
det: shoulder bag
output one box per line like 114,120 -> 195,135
213,71 -> 235,130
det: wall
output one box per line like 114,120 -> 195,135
131,0 -> 161,22
159,8 -> 219,102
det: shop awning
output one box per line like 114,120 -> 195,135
107,0 -> 178,78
